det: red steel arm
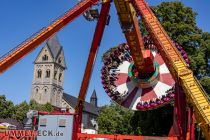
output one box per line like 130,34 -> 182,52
72,1 -> 111,139
76,0 -> 111,109
0,0 -> 99,74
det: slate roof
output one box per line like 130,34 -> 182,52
46,35 -> 62,59
91,89 -> 97,99
34,35 -> 67,68
63,93 -> 100,115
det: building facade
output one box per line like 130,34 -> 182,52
30,35 -> 66,107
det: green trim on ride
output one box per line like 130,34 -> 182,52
128,62 -> 159,83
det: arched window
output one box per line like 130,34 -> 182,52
34,87 -> 39,98
58,57 -> 62,64
59,73 -> 62,81
54,71 -> 57,79
46,70 -> 50,78
44,88 -> 47,94
37,69 -> 42,78
42,55 -> 48,61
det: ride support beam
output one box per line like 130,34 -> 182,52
124,3 -> 146,73
0,0 -> 99,74
114,0 -> 152,73
186,107 -> 195,140
175,84 -> 187,140
72,1 -> 111,139
132,0 -> 210,139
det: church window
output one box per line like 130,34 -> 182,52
36,88 -> 39,93
44,89 -> 47,93
54,71 -> 57,79
37,69 -> 42,78
42,55 -> 48,61
59,73 -> 62,81
46,70 -> 50,78
58,57 -> 62,64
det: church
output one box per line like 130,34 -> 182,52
30,35 -> 99,130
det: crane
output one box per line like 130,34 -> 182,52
0,0 -> 210,139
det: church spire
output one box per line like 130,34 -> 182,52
90,89 -> 97,107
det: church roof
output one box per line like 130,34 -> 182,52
91,89 -> 97,99
63,93 -> 100,115
46,35 -> 62,59
34,35 -> 67,68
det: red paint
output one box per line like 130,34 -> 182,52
77,133 -> 178,140
121,87 -> 139,108
186,107 -> 195,140
141,87 -> 157,101
0,130 -> 37,140
72,2 -> 111,140
155,54 -> 164,66
171,84 -> 187,140
38,111 -> 73,115
115,73 -> 130,86
159,73 -> 175,86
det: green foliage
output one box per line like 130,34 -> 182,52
12,101 -> 29,122
0,95 -> 53,122
130,104 -> 173,136
199,77 -> 210,94
29,100 -> 53,112
12,100 -> 53,122
188,50 -> 206,75
0,95 -> 15,119
97,102 -> 173,136
97,103 -> 135,135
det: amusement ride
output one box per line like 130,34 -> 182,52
0,0 -> 210,139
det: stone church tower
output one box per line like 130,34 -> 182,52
30,35 -> 66,107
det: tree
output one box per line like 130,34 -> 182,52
29,100 -> 53,112
0,96 -> 54,122
97,102 -> 136,135
97,102 -> 173,136
12,101 -> 29,122
148,2 -> 210,77
130,104 -> 173,136
199,77 -> 210,94
0,95 -> 15,119
12,100 -> 53,122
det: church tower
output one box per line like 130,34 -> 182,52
30,35 -> 66,107
90,90 -> 97,107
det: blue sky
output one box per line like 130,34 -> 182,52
0,0 -> 210,106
